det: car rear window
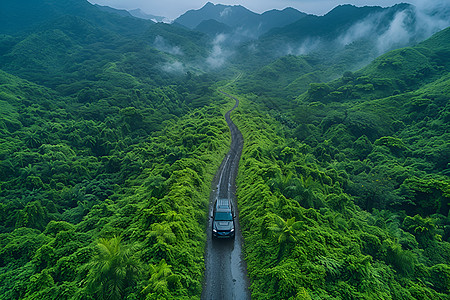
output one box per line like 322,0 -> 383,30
214,211 -> 233,221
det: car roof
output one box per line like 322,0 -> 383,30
215,198 -> 231,209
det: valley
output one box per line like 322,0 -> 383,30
0,0 -> 449,299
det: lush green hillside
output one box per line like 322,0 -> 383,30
0,15 -> 211,93
0,2 -> 228,298
227,26 -> 450,299
0,0 -> 154,36
231,2 -> 449,86
0,67 -> 235,298
194,19 -> 232,37
236,26 -> 450,112
232,93 -> 449,299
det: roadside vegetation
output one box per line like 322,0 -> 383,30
0,69 -> 235,299
230,27 -> 450,299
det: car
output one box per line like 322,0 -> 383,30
212,198 -> 235,239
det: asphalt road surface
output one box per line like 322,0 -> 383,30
201,92 -> 251,300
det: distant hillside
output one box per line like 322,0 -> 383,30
304,26 -> 450,102
234,2 -> 450,93
175,2 -> 306,37
233,25 -> 450,299
259,7 -> 307,33
254,3 -> 417,53
0,0 -> 153,35
175,2 -> 259,29
264,4 -> 403,40
238,25 -> 450,102
94,6 -> 168,23
94,4 -> 133,18
0,0 -> 212,92
194,19 -> 232,36
128,8 -> 167,22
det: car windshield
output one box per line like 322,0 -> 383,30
214,211 -> 233,221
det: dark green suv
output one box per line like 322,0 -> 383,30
212,198 -> 235,239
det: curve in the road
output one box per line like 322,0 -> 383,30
201,91 -> 251,300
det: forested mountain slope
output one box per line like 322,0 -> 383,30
299,26 -> 450,103
0,1 -> 230,299
233,2 -> 449,84
229,26 -> 450,299
0,16 -> 210,93
237,21 -> 450,105
0,0 -> 154,36
262,4 -> 410,42
175,2 -> 306,38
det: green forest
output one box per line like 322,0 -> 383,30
229,27 -> 450,299
0,0 -> 449,299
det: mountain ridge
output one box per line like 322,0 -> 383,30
175,2 -> 306,37
262,3 -> 413,42
0,0 -> 154,35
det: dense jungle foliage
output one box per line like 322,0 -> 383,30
0,0 -> 449,299
0,2 -> 234,298
0,62 -> 234,299
229,27 -> 450,299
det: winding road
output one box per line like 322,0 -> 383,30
201,91 -> 251,300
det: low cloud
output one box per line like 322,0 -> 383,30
152,17 -> 173,24
220,7 -> 232,18
376,10 -> 412,53
206,34 -> 232,68
338,12 -> 383,46
412,0 -> 450,40
247,43 -> 257,53
295,38 -> 322,55
161,60 -> 186,73
153,35 -> 184,55
280,37 -> 322,56
338,2 -> 450,55
336,9 -> 413,54
233,25 -> 259,42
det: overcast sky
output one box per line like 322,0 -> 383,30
86,0 -> 421,19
